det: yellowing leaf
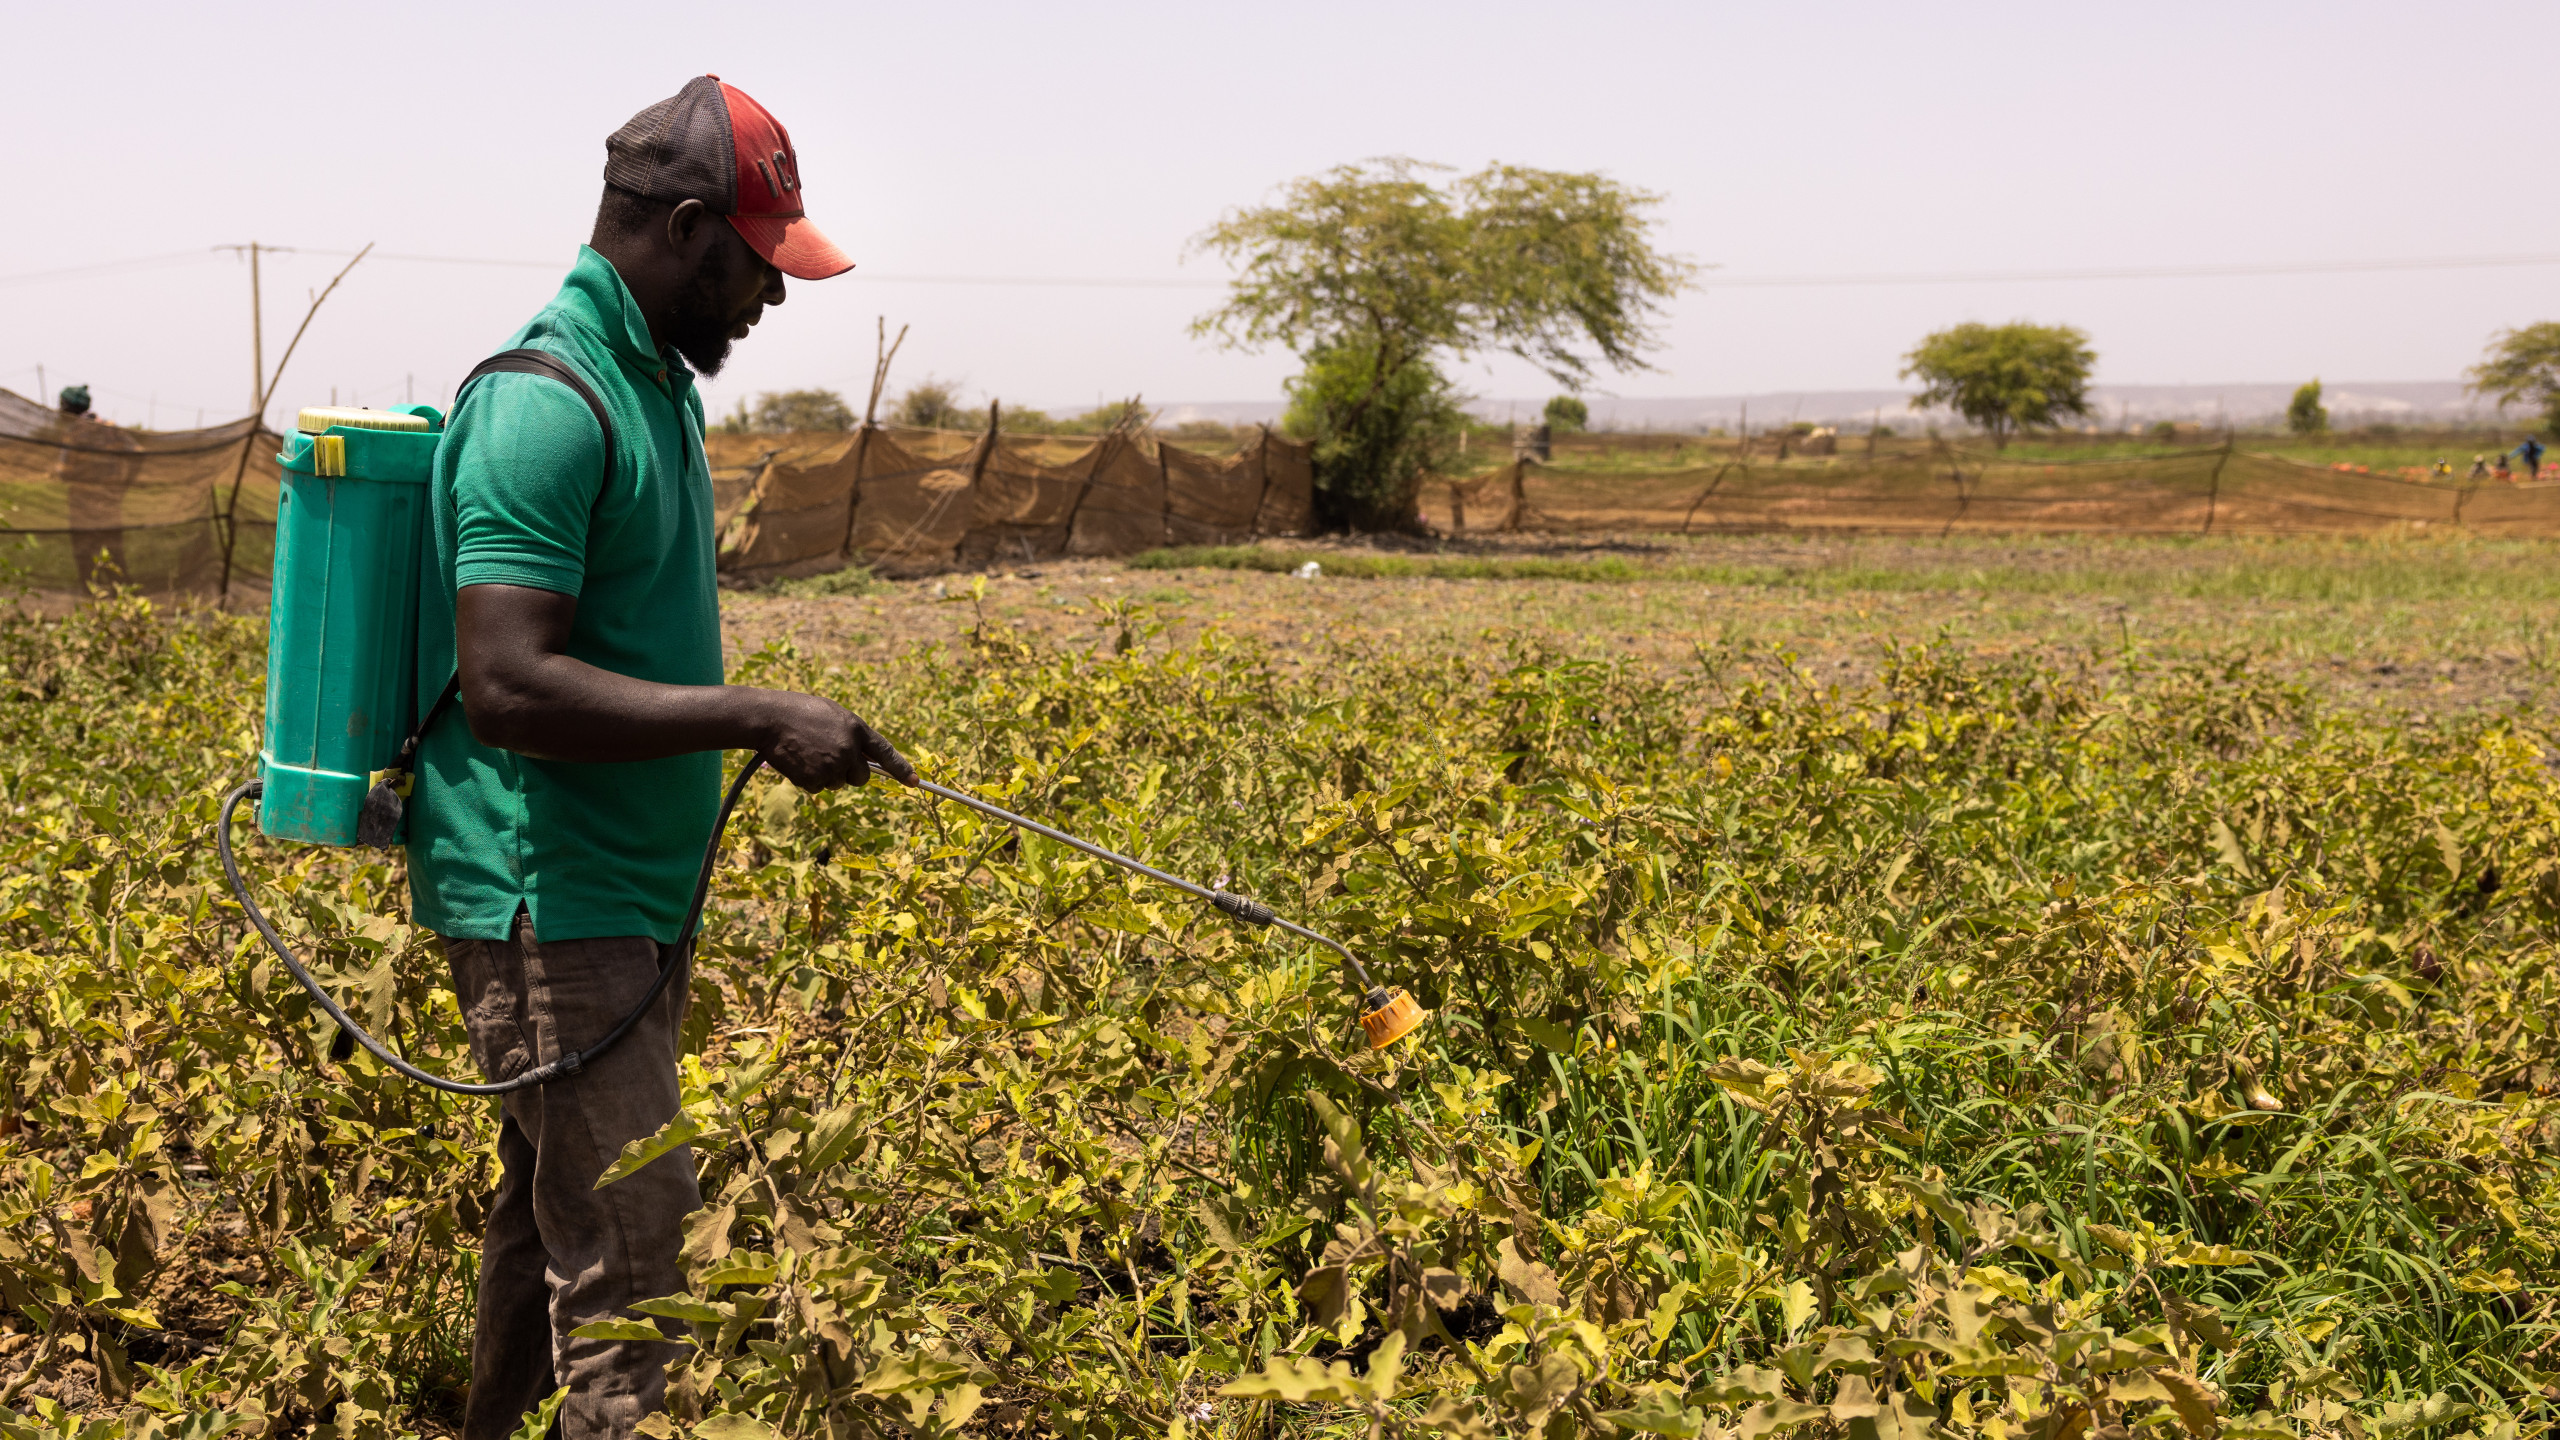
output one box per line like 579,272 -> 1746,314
1779,1278 -> 1817,1335
568,1318 -> 669,1343
2166,1239 -> 2253,1267
1218,1330 -> 1404,1404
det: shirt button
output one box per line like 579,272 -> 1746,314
656,368 -> 668,383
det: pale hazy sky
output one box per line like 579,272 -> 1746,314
6,0 -> 2555,430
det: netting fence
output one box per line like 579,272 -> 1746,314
0,389 -> 281,600
0,389 -> 1314,600
713,422 -> 1314,579
1432,442 -> 2560,539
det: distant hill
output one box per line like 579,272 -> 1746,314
1153,381 -> 2504,433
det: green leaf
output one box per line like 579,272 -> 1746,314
695,1417 -> 779,1440
594,1114 -> 702,1190
632,1296 -> 725,1325
798,1101 -> 862,1174
509,1387 -> 570,1440
1513,1016 -> 1577,1053
1604,1384 -> 1707,1438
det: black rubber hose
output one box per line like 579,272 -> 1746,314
217,754 -> 766,1095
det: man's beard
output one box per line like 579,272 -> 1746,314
660,241 -> 744,377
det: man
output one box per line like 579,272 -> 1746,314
2514,435 -> 2546,482
410,76 -> 912,1439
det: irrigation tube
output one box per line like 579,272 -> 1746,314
217,755 -> 766,1096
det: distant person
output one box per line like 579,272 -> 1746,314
56,384 -> 91,418
2514,435 -> 2546,481
2469,454 -> 2492,481
2433,459 -> 2453,478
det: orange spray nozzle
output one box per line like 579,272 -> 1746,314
1359,988 -> 1427,1049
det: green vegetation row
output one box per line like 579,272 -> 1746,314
1130,536 -> 2560,605
0,594 -> 2551,1436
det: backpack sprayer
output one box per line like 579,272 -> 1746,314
218,384 -> 1424,1095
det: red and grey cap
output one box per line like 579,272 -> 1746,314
604,75 -> 853,282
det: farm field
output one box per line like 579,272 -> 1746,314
730,531 -> 2560,715
0,530 -> 2555,1436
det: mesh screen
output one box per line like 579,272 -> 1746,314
0,388 -> 279,599
1435,446 -> 2555,539
721,424 -> 1316,579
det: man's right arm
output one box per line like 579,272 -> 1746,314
457,582 -> 913,791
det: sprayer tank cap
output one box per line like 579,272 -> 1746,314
296,406 -> 431,436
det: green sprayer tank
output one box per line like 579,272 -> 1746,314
259,403 -> 445,846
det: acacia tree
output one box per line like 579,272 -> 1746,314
1900,322 -> 2096,449
2468,322 -> 2560,435
1192,159 -> 1693,528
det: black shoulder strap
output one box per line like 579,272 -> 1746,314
397,349 -> 619,773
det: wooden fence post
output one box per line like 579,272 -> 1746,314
2198,435 -> 2232,536
1248,425 -> 1276,535
837,319 -> 907,561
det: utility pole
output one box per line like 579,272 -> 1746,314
34,364 -> 42,408
214,242 -> 280,420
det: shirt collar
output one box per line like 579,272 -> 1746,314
558,245 -> 684,381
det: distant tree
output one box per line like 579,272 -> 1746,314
747,389 -> 854,432
1900,322 -> 2096,449
2468,322 -> 2560,435
1544,396 -> 1590,433
1193,158 -> 1693,528
890,378 -> 971,430
2287,379 -> 2328,435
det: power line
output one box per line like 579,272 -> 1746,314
1704,252 -> 2560,288
10,244 -> 2560,293
311,246 -> 2560,289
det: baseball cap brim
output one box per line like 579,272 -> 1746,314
728,212 -> 853,281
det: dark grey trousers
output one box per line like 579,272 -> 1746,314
441,912 -> 699,1440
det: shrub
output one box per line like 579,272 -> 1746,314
889,378 -> 972,430
1544,396 -> 1589,433
1281,339 -> 1466,530
2288,379 -> 2328,436
749,389 -> 856,433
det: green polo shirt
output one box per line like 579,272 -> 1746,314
408,245 -> 722,944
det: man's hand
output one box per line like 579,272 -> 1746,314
755,691 -> 918,791
456,583 -> 919,788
